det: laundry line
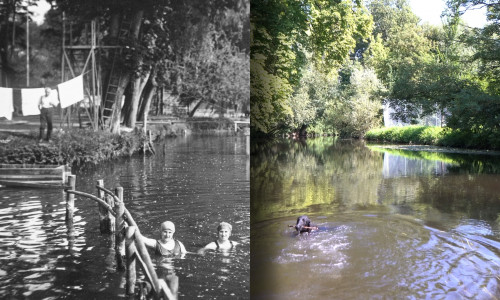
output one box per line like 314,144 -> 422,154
0,75 -> 86,120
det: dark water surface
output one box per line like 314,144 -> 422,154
0,135 -> 250,299
251,138 -> 500,299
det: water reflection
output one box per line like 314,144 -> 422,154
382,153 -> 449,177
251,138 -> 500,299
0,135 -> 249,299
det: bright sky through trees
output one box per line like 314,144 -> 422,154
409,0 -> 487,27
31,1 -> 51,24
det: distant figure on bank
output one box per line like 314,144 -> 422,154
144,221 -> 187,256
38,87 -> 59,143
198,222 -> 238,254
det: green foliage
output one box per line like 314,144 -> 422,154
250,55 -> 293,134
445,0 -> 500,95
324,63 -> 385,137
366,125 -> 500,149
285,62 -> 335,131
365,126 -> 445,144
368,146 -> 460,165
250,0 -> 372,135
0,130 -> 145,166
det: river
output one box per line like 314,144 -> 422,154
0,135 -> 250,299
251,137 -> 500,299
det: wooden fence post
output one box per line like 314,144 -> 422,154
65,175 -> 76,225
115,186 -> 125,271
125,226 -> 137,295
96,180 -> 115,233
106,194 -> 116,233
97,180 -> 109,233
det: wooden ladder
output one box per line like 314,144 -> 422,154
101,16 -> 132,128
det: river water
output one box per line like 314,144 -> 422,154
251,138 -> 500,299
0,135 -> 250,299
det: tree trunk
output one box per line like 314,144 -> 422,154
188,99 -> 205,118
123,67 -> 150,128
110,74 -> 130,133
138,79 -> 156,122
105,10 -> 144,132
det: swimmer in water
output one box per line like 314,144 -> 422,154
143,221 -> 187,256
198,222 -> 238,254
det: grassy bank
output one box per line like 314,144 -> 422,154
365,126 -> 500,150
0,129 -> 146,166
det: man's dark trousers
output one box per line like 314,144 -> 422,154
39,107 -> 53,141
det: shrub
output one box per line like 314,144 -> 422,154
0,129 -> 146,166
366,126 -> 500,150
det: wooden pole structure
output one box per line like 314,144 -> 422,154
62,179 -> 177,299
106,194 -> 116,232
125,226 -> 137,295
133,232 -> 162,295
97,180 -> 114,233
65,175 -> 76,224
26,13 -> 29,87
115,186 -> 125,271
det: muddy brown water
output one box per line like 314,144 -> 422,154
251,138 -> 500,299
0,135 -> 250,299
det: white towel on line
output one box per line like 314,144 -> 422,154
0,87 -> 14,120
21,88 -> 45,116
58,75 -> 84,108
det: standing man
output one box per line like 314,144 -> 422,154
38,87 -> 59,142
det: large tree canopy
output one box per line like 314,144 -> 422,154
250,0 -> 372,135
251,0 -> 500,142
1,0 -> 249,131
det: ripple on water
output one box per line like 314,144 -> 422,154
255,213 -> 500,299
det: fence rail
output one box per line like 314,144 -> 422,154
64,175 -> 173,299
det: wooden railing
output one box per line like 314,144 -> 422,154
64,175 -> 173,299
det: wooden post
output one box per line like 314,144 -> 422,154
133,233 -> 162,295
97,180 -> 115,233
125,226 -> 137,295
66,175 -> 76,225
106,194 -> 116,233
97,180 -> 108,233
115,186 -> 125,271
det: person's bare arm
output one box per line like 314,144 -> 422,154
142,236 -> 156,249
197,242 -> 216,254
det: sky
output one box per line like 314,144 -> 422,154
31,1 -> 51,25
409,0 -> 487,27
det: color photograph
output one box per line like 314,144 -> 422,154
250,0 -> 500,299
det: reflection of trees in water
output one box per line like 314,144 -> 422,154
446,154 -> 500,174
251,138 -> 384,222
374,149 -> 500,223
415,175 -> 500,223
252,137 -> 500,229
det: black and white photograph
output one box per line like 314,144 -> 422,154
0,0 -> 249,298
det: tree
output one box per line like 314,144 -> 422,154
0,0 -> 41,86
445,0 -> 500,94
250,0 -> 372,135
324,63 -> 384,137
52,0 -> 249,131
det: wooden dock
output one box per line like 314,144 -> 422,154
0,164 -> 71,188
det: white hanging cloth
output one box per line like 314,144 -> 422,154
58,75 -> 85,108
21,88 -> 45,116
0,87 -> 14,120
